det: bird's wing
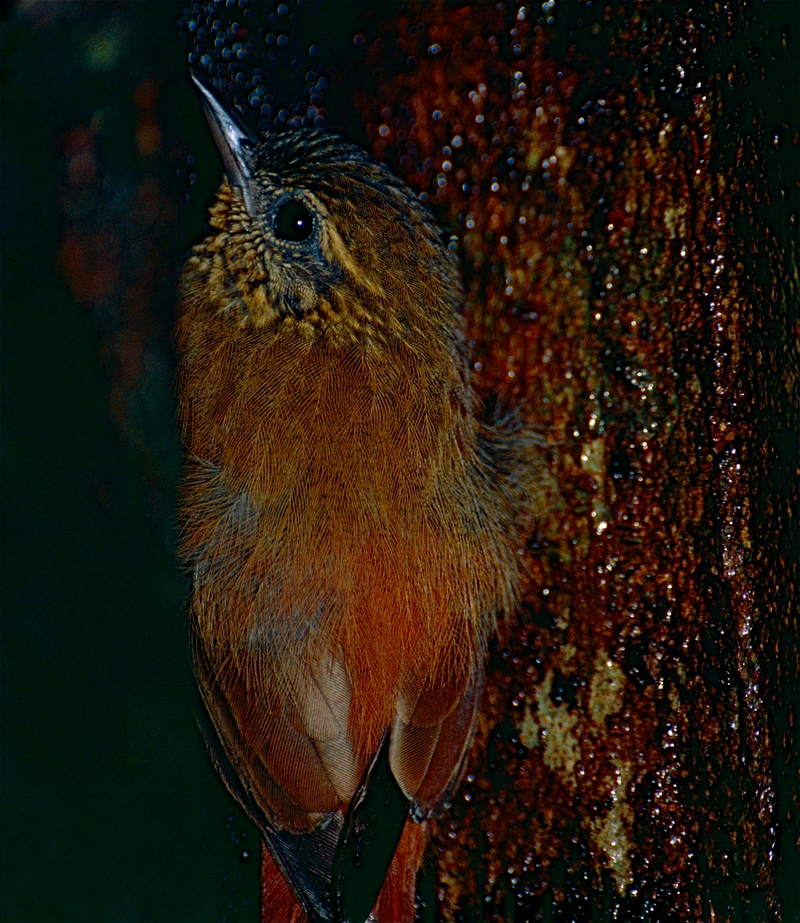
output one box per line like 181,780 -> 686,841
196,639 -> 365,820
195,643 -> 371,923
197,688 -> 342,923
389,651 -> 483,819
330,652 -> 483,922
196,629 -> 481,923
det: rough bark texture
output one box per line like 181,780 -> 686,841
351,3 -> 798,921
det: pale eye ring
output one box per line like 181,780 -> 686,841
273,197 -> 315,243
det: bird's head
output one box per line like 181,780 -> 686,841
187,72 -> 462,351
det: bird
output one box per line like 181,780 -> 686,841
177,71 -> 536,923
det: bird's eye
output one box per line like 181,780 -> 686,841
273,198 -> 315,242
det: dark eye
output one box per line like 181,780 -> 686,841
273,198 -> 315,242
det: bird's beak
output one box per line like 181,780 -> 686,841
190,69 -> 258,216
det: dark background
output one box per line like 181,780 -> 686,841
1,3 -> 391,920
2,2 -> 294,920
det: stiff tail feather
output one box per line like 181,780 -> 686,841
262,843 -> 309,923
372,820 -> 426,923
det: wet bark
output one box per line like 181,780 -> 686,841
354,3 -> 798,921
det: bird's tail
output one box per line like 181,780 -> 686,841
261,819 -> 427,923
261,842 -> 309,923
372,819 -> 426,923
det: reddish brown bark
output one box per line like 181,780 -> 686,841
353,3 -> 797,920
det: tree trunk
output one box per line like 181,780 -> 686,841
354,3 -> 798,921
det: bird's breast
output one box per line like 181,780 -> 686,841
180,319 -> 484,667
199,333 -> 458,517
